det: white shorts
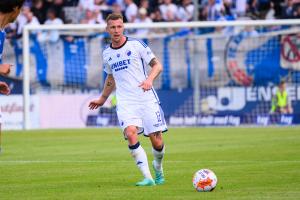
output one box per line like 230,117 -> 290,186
116,102 -> 168,138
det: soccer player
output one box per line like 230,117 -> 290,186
89,13 -> 167,186
0,0 -> 25,153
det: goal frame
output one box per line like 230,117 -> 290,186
22,19 -> 300,129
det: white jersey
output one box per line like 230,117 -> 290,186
103,37 -> 160,105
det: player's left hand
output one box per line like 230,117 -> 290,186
139,79 -> 153,92
0,81 -> 10,95
0,64 -> 12,76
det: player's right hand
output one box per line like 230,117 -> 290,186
88,99 -> 104,110
0,64 -> 12,76
0,81 -> 11,95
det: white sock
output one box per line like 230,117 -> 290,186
152,145 -> 165,172
129,142 -> 153,180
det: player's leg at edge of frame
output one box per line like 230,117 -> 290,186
0,124 -> 2,154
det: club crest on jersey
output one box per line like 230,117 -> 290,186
126,50 -> 132,56
117,53 -> 120,58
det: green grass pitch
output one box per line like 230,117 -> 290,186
0,127 -> 299,200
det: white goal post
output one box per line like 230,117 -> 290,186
22,19 -> 300,129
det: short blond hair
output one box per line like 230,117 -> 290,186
106,13 -> 124,23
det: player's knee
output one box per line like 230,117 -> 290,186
125,126 -> 138,140
125,126 -> 137,134
151,133 -> 164,150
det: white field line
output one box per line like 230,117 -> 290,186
0,160 -> 299,164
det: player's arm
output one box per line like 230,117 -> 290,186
89,74 -> 115,110
139,58 -> 163,92
0,64 -> 12,76
270,94 -> 277,113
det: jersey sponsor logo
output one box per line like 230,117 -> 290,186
111,59 -> 131,72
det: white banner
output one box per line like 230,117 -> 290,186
0,95 -> 40,130
39,94 -> 114,129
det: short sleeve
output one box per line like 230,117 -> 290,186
136,40 -> 156,65
103,61 -> 112,74
103,50 -> 112,74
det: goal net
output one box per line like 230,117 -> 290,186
3,20 -> 300,129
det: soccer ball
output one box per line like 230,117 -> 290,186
192,169 -> 217,192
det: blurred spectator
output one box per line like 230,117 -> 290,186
31,0 -> 50,24
93,0 -> 110,11
24,10 -> 40,27
51,0 -> 66,23
176,0 -> 195,21
246,0 -> 260,19
80,9 -> 97,24
151,8 -> 164,22
15,5 -> 32,36
79,4 -> 105,25
134,7 -> 153,36
257,0 -> 271,12
111,2 -> 123,14
223,0 -> 235,20
203,0 -> 223,21
111,0 -> 126,11
38,8 -> 63,43
159,0 -> 178,21
9,5 -> 40,38
124,0 -> 138,22
79,0 -> 95,10
265,2 -> 275,19
90,0 -> 109,22
44,7 -> 63,26
64,0 -> 79,6
294,0 -> 300,7
281,0 -> 295,19
294,4 -> 300,18
235,0 -> 247,16
139,0 -> 151,14
95,10 -> 105,24
271,0 -> 284,18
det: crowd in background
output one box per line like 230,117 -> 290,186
5,0 -> 300,38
